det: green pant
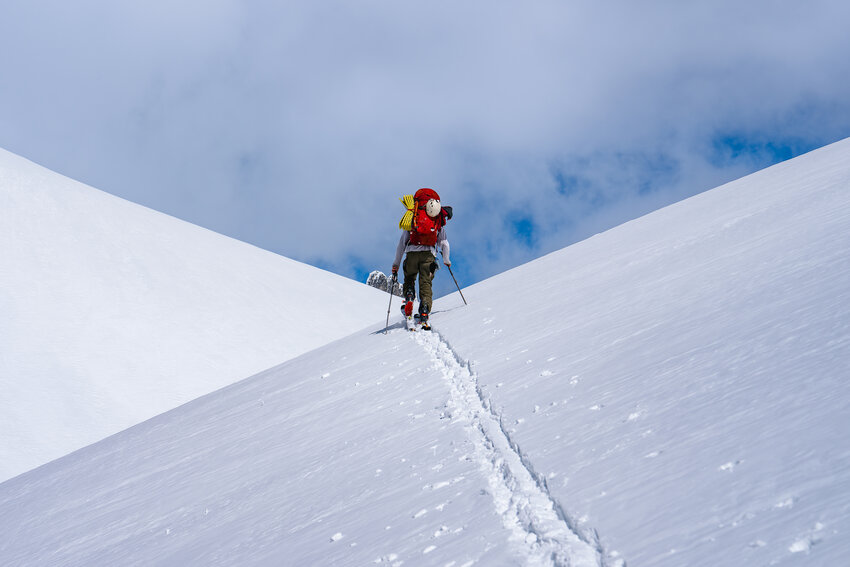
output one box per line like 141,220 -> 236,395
403,250 -> 437,314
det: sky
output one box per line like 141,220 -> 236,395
2,0 -> 850,296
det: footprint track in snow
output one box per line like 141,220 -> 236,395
412,330 -> 612,567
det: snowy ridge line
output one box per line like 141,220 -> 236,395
413,329 -> 612,567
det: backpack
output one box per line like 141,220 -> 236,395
399,188 -> 448,246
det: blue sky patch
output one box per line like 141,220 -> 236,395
710,133 -> 818,169
505,212 -> 537,249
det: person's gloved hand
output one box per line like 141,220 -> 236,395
391,265 -> 398,276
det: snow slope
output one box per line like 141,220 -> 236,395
433,137 -> 850,565
0,148 -> 388,482
0,327 -> 601,567
1,138 -> 849,566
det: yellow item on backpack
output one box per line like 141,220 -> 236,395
399,194 -> 415,231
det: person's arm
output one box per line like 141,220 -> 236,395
393,232 -> 409,271
438,229 -> 450,266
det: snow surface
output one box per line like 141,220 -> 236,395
0,148 -> 388,482
431,138 -> 850,565
1,137 -> 849,566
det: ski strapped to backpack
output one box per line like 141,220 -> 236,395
399,188 -> 452,246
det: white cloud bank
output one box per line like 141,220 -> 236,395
2,0 -> 850,292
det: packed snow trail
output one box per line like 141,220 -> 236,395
412,329 -> 611,567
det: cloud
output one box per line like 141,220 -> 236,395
2,1 -> 850,297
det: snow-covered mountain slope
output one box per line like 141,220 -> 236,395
0,148 -> 388,482
1,137 -> 848,566
433,136 -> 850,565
0,327 -> 585,567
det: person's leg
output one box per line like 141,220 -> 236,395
402,254 -> 417,301
417,252 -> 437,315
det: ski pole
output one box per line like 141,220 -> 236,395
446,264 -> 467,305
384,273 -> 398,334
